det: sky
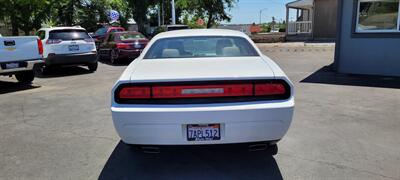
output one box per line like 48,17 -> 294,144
225,0 -> 294,24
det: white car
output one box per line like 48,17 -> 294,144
37,27 -> 98,72
111,29 -> 294,154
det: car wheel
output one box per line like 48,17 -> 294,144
110,49 -> 119,64
88,62 -> 98,72
15,71 -> 35,84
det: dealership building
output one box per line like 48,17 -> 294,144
334,0 -> 400,77
287,0 -> 400,77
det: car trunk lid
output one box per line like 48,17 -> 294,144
130,57 -> 275,82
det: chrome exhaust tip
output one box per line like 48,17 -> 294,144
248,143 -> 268,152
141,146 -> 161,154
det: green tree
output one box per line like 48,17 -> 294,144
0,0 -> 51,35
177,0 -> 237,28
50,0 -> 83,26
127,0 -> 158,33
48,0 -> 131,32
109,0 -> 132,29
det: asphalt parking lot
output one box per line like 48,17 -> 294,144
1,43 -> 399,180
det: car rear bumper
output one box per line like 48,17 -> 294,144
45,52 -> 97,66
0,59 -> 44,75
111,99 -> 294,145
118,49 -> 143,59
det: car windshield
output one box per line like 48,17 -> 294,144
118,33 -> 145,41
49,29 -> 90,40
144,36 -> 259,59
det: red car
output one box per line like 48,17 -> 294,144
98,31 -> 149,64
92,26 -> 125,47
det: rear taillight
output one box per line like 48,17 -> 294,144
119,87 -> 151,99
116,43 -> 130,49
37,38 -> 43,55
46,39 -> 62,44
115,80 -> 290,104
152,84 -> 253,99
255,83 -> 286,96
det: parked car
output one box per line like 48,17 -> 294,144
0,35 -> 44,83
98,31 -> 149,64
92,26 -> 125,47
111,29 -> 294,154
37,27 -> 98,72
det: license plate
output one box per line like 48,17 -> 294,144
5,63 -> 19,69
187,124 -> 221,141
68,45 -> 79,51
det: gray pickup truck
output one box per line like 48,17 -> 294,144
0,35 -> 44,84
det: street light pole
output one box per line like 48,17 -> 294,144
171,0 -> 176,25
157,4 -> 161,26
259,8 -> 268,25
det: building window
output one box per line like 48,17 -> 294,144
356,0 -> 400,33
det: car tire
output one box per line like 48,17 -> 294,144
15,71 -> 35,84
88,62 -> 98,72
110,49 -> 119,64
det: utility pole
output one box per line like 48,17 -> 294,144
161,0 -> 165,25
157,4 -> 161,26
259,8 -> 268,25
171,0 -> 176,25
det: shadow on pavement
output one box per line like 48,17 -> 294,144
99,141 -> 283,180
301,65 -> 400,89
36,66 -> 92,78
98,58 -> 132,66
0,81 -> 40,94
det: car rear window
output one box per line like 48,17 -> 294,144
144,36 -> 259,59
49,29 -> 90,40
118,33 -> 145,41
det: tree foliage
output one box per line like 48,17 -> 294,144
177,0 -> 237,28
0,0 -> 51,35
0,0 -> 237,35
126,0 -> 159,33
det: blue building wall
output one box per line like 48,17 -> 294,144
335,0 -> 400,77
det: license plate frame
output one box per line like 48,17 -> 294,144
187,124 -> 221,141
68,45 -> 79,51
5,62 -> 19,69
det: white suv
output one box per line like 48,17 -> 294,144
37,27 -> 98,72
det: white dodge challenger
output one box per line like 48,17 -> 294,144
111,29 -> 294,153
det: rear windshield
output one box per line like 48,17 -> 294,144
118,33 -> 145,41
49,30 -> 90,40
144,36 -> 259,59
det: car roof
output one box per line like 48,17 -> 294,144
154,29 -> 248,40
113,31 -> 141,34
39,26 -> 86,31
